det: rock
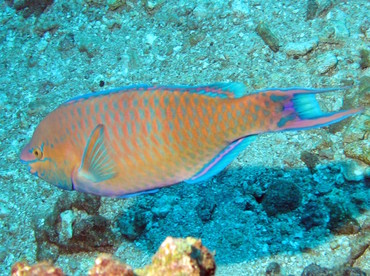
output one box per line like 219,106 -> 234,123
0,93 -> 8,110
300,202 -> 328,230
75,32 -> 103,58
314,53 -> 338,75
34,15 -> 59,36
316,0 -> 334,17
315,181 -> 333,195
225,228 -> 245,248
340,267 -> 367,276
360,20 -> 370,37
244,195 -> 258,211
333,217 -> 361,235
152,204 -> 171,219
320,20 -> 350,43
234,196 -> 247,210
348,223 -> 370,266
142,0 -> 166,15
68,215 -> 115,252
36,242 -> 59,263
189,32 -> 206,47
0,247 -> 7,264
306,0 -> 319,20
34,193 -> 114,258
359,75 -> 370,96
118,209 -> 153,241
58,210 -> 75,244
11,261 -> 64,276
55,193 -> 101,215
351,191 -> 369,211
256,22 -> 280,52
306,0 -> 334,20
57,34 -> 75,52
84,0 -> 105,7
341,88 -> 368,165
196,197 -> 216,223
346,141 -> 370,166
341,160 -> 367,182
327,204 -> 361,235
284,38 -> 319,57
266,262 -> 281,276
300,151 -> 320,171
301,263 -> 331,276
12,237 -> 215,275
342,115 -> 367,142
12,0 -> 54,18
39,81 -> 55,95
27,99 -> 48,116
89,254 -> 134,275
38,213 -> 115,255
360,49 -> 370,69
107,0 -> 127,10
187,18 -> 200,30
262,180 -> 302,216
135,237 -> 216,275
0,204 -> 10,218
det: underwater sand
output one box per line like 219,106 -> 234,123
0,0 -> 369,275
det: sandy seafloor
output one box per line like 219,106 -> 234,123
0,0 -> 369,275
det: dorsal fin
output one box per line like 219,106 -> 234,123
149,82 -> 247,98
191,82 -> 247,98
64,83 -> 248,105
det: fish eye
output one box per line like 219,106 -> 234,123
33,147 -> 43,160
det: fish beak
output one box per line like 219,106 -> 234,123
20,144 -> 33,163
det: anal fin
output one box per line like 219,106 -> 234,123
185,135 -> 257,184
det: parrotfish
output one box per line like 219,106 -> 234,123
20,83 -> 362,197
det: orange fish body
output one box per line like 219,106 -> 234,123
20,83 -> 362,197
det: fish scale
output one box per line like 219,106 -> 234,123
20,84 -> 363,197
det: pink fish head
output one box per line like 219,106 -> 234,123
20,120 -> 75,191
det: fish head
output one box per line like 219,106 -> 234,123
20,121 -> 75,191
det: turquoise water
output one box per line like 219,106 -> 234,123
0,0 -> 369,275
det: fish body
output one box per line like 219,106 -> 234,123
20,83 -> 362,197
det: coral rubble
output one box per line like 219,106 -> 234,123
89,254 -> 134,276
12,237 -> 216,276
135,237 -> 216,276
11,261 -> 64,276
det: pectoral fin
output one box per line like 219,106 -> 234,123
73,124 -> 116,188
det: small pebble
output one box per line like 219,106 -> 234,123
330,240 -> 340,250
284,38 -> 319,57
315,181 -> 333,195
302,263 -> 330,276
314,53 -> 338,75
152,204 -> 171,218
342,160 -> 366,182
59,210 -> 75,242
360,49 -> 370,69
266,262 -> 281,275
320,20 -> 350,43
256,22 -> 280,52
0,205 -> 10,218
306,0 -> 319,20
107,0 -> 126,10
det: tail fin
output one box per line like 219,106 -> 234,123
262,87 -> 364,131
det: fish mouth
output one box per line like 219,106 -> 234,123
20,144 -> 34,163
